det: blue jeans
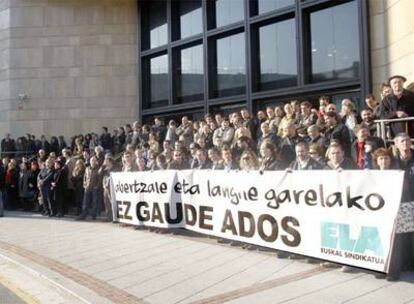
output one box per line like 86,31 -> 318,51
81,188 -> 98,218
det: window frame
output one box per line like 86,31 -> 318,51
137,0 -> 371,122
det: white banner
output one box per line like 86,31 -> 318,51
110,170 -> 404,272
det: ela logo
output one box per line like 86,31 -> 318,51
320,222 -> 384,257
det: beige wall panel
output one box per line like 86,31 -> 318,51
43,46 -> 75,67
44,78 -> 75,98
10,6 -> 43,28
9,78 -> 43,98
75,45 -> 107,66
370,0 -> 414,94
10,47 -> 43,68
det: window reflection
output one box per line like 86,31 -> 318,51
215,0 -> 244,28
176,44 -> 204,103
150,55 -> 169,106
179,0 -> 202,39
143,0 -> 167,50
258,0 -> 295,15
310,1 -> 360,82
213,32 -> 246,98
257,18 -> 297,91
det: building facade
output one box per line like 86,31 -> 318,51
0,0 -> 412,137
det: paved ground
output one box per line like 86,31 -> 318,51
0,212 -> 413,304
0,282 -> 25,304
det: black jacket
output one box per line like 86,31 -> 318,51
325,157 -> 357,170
289,158 -> 324,170
380,89 -> 414,136
261,156 -> 286,170
323,123 -> 352,156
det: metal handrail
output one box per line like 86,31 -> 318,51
374,116 -> 414,143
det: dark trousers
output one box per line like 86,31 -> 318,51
55,190 -> 65,215
47,191 -> 56,215
388,232 -> 414,277
74,187 -> 84,215
80,188 -> 98,219
64,189 -> 74,214
40,188 -> 50,214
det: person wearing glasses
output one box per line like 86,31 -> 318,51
308,143 -> 326,166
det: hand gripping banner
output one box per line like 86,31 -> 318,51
110,169 -> 404,272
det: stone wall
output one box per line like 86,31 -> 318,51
0,0 -> 10,134
2,0 -> 138,138
370,0 -> 414,97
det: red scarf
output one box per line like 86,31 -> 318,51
5,169 -> 12,185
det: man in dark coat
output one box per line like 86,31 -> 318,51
380,75 -> 414,136
323,112 -> 352,157
167,150 -> 190,170
190,148 -> 212,169
1,133 -> 15,158
289,141 -> 323,170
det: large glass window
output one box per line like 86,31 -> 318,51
255,18 -> 297,91
142,1 -> 167,50
144,54 -> 169,108
310,1 -> 360,83
212,32 -> 246,98
177,0 -> 202,40
214,0 -> 244,28
257,0 -> 295,15
138,0 -> 368,115
175,44 -> 204,104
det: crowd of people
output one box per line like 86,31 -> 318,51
0,74 -> 413,279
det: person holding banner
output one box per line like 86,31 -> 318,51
239,150 -> 259,171
167,150 -> 189,170
289,141 -> 323,170
373,148 -> 393,170
325,143 -> 357,170
191,148 -> 212,170
100,157 -> 115,222
322,142 -> 358,272
385,133 -> 414,280
220,147 -> 238,171
154,154 -> 168,170
361,134 -> 414,280
208,147 -> 224,170
259,142 -> 285,171
121,151 -> 137,172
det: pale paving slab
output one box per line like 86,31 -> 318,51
224,271 -> 380,304
95,240 -> 211,280
280,272 -> 392,304
345,278 -> 414,304
125,247 -> 251,297
181,258 -> 316,303
90,240 -> 211,281
109,243 -> 232,289
145,252 -> 273,304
